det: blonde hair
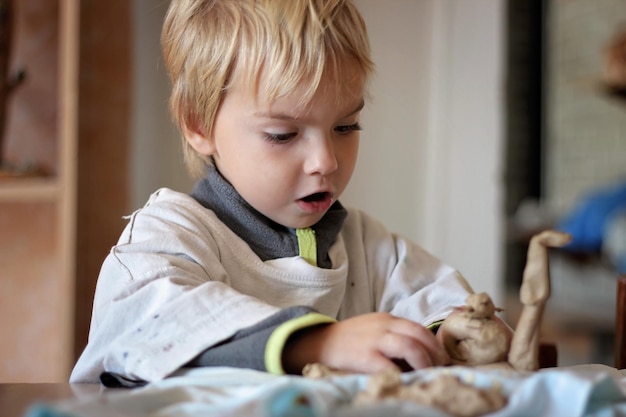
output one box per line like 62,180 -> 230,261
161,0 -> 374,178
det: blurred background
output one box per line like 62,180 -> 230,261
0,0 -> 624,382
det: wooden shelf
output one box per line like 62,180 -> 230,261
0,177 -> 59,202
0,0 -> 78,382
0,0 -> 130,383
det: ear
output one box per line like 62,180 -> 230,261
182,122 -> 216,156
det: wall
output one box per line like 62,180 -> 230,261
342,0 -> 434,247
428,0 -> 505,300
131,0 -> 193,210
131,0 -> 506,301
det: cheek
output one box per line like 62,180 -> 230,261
241,158 -> 295,199
338,138 -> 359,175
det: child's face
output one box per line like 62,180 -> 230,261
191,67 -> 365,229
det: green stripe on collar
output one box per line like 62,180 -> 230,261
296,227 -> 317,266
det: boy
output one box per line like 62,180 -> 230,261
71,0 -> 474,386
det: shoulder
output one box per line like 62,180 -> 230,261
133,188 -> 218,224
341,205 -> 392,239
140,188 -> 208,215
102,188 -> 251,283
119,188 -> 259,258
119,188 -> 227,244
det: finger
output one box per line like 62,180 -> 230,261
378,332 -> 435,370
387,318 -> 450,365
340,351 -> 400,374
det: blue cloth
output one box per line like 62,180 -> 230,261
558,181 -> 626,253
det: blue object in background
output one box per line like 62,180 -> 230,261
557,180 -> 626,255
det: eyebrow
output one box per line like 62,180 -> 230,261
255,99 -> 365,121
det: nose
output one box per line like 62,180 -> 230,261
303,136 -> 338,175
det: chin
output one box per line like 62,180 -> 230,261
287,221 -> 318,230
270,210 -> 326,230
285,216 -> 323,230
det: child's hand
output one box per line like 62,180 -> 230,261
282,312 -> 450,374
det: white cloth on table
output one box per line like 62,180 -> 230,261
29,364 -> 626,417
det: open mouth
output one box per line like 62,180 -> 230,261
301,192 -> 330,202
297,191 -> 333,213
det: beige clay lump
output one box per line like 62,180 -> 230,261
438,292 -> 512,366
354,369 -> 507,417
304,364 -> 508,417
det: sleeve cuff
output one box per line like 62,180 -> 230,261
264,312 -> 336,374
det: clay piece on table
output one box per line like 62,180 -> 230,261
302,363 -> 352,378
438,292 -> 512,366
507,229 -> 571,371
353,368 -> 507,417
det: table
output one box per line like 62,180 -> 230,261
0,383 -> 106,417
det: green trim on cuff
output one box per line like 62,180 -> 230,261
426,319 -> 445,334
265,313 -> 336,375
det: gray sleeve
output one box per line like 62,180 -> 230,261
184,305 -> 317,370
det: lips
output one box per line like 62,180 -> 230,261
297,191 -> 333,213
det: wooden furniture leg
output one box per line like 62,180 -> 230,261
616,275 -> 626,369
538,342 -> 558,368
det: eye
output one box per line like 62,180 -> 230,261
263,132 -> 297,143
335,122 -> 362,134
